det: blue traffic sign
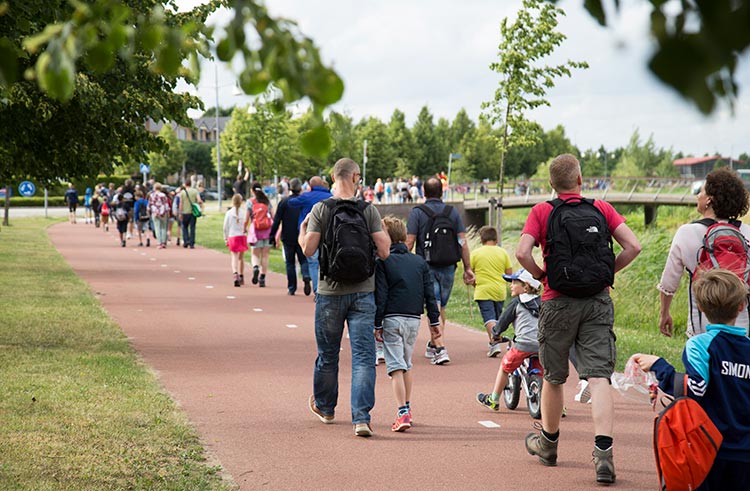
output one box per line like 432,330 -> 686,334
140,163 -> 150,174
18,181 -> 35,197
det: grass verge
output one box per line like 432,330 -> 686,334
0,217 -> 231,491
195,203 -> 693,371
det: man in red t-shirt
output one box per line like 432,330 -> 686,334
517,154 -> 641,485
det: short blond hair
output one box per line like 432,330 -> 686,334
693,269 -> 748,325
549,153 -> 581,192
382,215 -> 406,244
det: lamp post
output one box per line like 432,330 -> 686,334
214,61 -> 222,211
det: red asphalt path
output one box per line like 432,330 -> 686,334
49,222 -> 658,490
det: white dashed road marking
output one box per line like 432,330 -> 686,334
478,421 -> 501,428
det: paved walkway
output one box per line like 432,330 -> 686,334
48,222 -> 658,490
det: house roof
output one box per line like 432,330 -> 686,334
673,156 -> 748,167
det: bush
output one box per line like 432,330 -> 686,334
8,197 -> 66,206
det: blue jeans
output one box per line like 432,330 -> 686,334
181,214 -> 196,246
283,240 -> 310,293
313,292 -> 377,424
430,264 -> 457,307
307,249 -> 320,293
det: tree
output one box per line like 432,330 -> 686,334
326,111 -> 358,170
559,0 -> 750,114
450,109 -> 476,153
220,100 -> 295,181
462,120 -> 501,182
412,106 -> 440,177
182,140 -> 213,182
202,106 -> 234,118
146,125 -> 186,182
482,0 -> 587,241
0,0 -> 342,192
354,117 -> 395,183
612,130 -> 676,178
387,109 -> 417,177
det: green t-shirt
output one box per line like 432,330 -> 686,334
470,244 -> 512,301
307,198 -> 383,296
179,187 -> 200,214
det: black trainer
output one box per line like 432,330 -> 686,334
252,266 -> 260,285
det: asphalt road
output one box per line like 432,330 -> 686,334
48,221 -> 660,490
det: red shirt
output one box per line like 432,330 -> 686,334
522,193 -> 626,301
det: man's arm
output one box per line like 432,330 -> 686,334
458,232 -> 474,285
299,215 -> 320,257
611,222 -> 642,273
372,230 -> 391,260
516,233 -> 544,279
405,234 -> 416,252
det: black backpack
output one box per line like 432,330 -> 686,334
320,198 -> 376,283
137,203 -> 149,222
544,197 -> 615,297
418,204 -> 462,267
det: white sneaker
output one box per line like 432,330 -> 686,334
425,341 -> 437,359
575,380 -> 592,404
487,342 -> 503,358
126,233 -> 132,239
431,349 -> 450,365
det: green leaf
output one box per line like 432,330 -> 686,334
239,69 -> 270,95
310,69 -> 344,106
0,38 -> 18,86
583,0 -> 606,26
300,124 -> 332,158
37,50 -> 75,101
85,42 -> 114,73
216,37 -> 233,62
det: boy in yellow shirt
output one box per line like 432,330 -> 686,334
470,226 -> 513,357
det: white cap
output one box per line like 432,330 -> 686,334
502,268 -> 542,290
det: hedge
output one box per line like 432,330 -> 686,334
7,197 -> 66,206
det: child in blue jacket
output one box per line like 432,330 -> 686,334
634,269 -> 750,490
375,216 -> 440,432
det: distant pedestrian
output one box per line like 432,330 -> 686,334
470,226 -> 513,357
406,177 -> 475,365
224,193 -> 249,287
374,216 -> 440,432
288,175 -> 332,295
148,183 -> 170,249
179,180 -> 202,249
134,190 -> 150,247
246,182 -> 274,288
83,187 -> 93,224
90,189 -> 101,228
64,183 -> 79,224
233,164 -> 250,199
270,178 -> 311,296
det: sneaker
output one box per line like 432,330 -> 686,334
354,423 -> 373,437
234,274 -> 240,287
476,392 -> 499,411
303,277 -> 312,296
138,242 -> 143,247
525,429 -> 558,466
575,380 -> 592,404
431,349 -> 450,365
252,266 -> 260,285
287,290 -> 295,296
239,274 -> 244,286
375,341 -> 385,363
425,341 -> 438,359
593,446 -> 616,484
391,413 -> 411,432
308,395 -> 334,424
126,233 -> 132,239
487,342 -> 503,358
146,238 -> 150,247
259,275 -> 266,288
121,240 -> 126,247
176,238 -> 180,246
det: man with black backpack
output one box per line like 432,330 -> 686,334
517,154 -> 641,485
406,177 -> 475,365
299,158 -> 391,437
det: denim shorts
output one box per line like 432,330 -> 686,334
430,264 -> 457,308
477,299 -> 504,325
382,316 -> 420,375
537,291 -> 616,384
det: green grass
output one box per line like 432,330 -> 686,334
0,218 -> 231,491
195,204 -> 695,370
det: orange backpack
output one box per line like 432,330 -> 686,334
653,374 -> 723,490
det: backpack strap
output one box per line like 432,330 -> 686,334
416,204 -> 436,218
693,218 -> 716,227
673,373 -> 687,398
441,205 -> 453,217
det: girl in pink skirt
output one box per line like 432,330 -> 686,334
223,193 -> 249,287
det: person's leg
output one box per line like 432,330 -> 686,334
283,241 -> 298,294
540,382 -> 565,434
589,377 -> 613,436
390,370 -> 406,407
238,251 -> 245,277
346,292 -> 376,424
403,369 -> 413,405
492,368 -> 510,396
181,215 -> 190,246
188,215 -> 196,246
295,243 -> 311,281
312,294 -> 345,416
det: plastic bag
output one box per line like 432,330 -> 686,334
611,355 -> 659,405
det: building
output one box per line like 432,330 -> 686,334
145,116 -> 230,142
673,156 -> 747,179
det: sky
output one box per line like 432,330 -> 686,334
179,0 -> 750,158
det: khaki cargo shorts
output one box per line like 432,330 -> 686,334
537,291 -> 616,385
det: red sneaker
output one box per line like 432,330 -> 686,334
391,413 -> 411,432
